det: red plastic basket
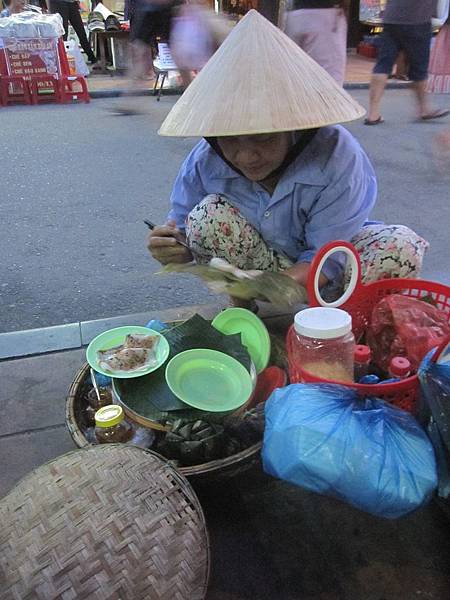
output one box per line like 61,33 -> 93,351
286,241 -> 450,413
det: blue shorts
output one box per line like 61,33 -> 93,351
373,23 -> 432,82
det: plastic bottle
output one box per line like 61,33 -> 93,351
380,356 -> 412,384
94,405 -> 132,444
293,307 -> 355,383
388,357 -> 411,380
358,374 -> 380,385
354,345 -> 371,381
67,54 -> 76,76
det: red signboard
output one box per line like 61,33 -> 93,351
3,37 -> 60,84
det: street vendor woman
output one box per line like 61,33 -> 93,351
148,10 -> 428,300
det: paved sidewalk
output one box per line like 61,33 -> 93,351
86,53 -> 410,97
1,302 -> 450,599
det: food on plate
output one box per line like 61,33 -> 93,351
124,333 -> 159,349
97,334 -> 160,374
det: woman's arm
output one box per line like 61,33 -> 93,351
167,142 -> 210,230
148,142 -> 209,265
292,129 -> 378,285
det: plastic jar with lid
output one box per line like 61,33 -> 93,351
293,307 -> 355,383
94,405 -> 132,444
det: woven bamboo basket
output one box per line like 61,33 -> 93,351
66,362 -> 262,482
0,445 -> 210,600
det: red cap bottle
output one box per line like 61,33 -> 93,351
389,356 -> 411,379
354,345 -> 371,380
354,345 -> 371,364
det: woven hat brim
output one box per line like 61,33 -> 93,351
159,10 -> 365,137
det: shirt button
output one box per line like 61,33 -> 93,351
264,210 -> 271,218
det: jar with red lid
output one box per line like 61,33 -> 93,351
293,307 -> 355,383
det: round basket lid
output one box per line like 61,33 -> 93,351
0,445 -> 210,600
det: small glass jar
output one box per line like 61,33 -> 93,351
87,386 -> 112,411
94,405 -> 132,444
293,307 -> 355,383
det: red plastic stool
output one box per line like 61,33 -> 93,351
0,76 -> 32,106
28,75 -> 61,104
59,76 -> 90,103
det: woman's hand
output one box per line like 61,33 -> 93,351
147,220 -> 193,265
285,262 -> 328,289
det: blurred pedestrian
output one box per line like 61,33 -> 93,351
284,0 -> 350,86
170,0 -> 232,88
1,0 -> 28,16
128,0 -> 181,82
427,13 -> 450,93
366,0 -> 450,125
115,0 -> 182,114
48,0 -> 97,63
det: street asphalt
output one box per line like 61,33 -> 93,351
1,88 -> 450,333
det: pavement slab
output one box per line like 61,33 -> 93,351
0,348 -> 85,437
0,426 -> 76,495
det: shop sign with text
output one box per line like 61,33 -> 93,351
3,37 -> 60,82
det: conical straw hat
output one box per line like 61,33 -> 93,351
159,9 -> 365,137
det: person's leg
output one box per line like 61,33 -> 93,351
393,50 -> 409,80
128,10 -> 155,80
67,1 -> 97,62
186,195 -> 292,271
367,73 -> 389,122
412,79 -> 434,117
401,23 -> 449,119
128,39 -> 154,79
411,77 -> 449,120
49,0 -> 70,41
367,26 -> 399,122
346,224 -> 429,284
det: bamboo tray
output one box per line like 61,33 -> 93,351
66,361 -> 262,482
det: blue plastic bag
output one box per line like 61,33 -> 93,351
418,345 -> 450,499
262,384 -> 437,518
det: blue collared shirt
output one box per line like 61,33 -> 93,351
168,125 -> 377,281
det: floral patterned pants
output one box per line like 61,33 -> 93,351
186,194 -> 429,284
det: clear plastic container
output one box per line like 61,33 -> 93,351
293,307 -> 355,383
94,405 -> 132,444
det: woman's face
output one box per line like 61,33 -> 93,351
217,132 -> 292,182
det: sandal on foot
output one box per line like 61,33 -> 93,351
421,109 -> 450,121
364,116 -> 384,126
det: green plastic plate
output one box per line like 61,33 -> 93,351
211,308 -> 271,374
165,348 -> 253,412
86,326 -> 170,379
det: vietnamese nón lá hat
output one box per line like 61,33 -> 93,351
158,9 -> 365,137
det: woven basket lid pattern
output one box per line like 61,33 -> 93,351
0,445 -> 210,600
159,9 -> 365,137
